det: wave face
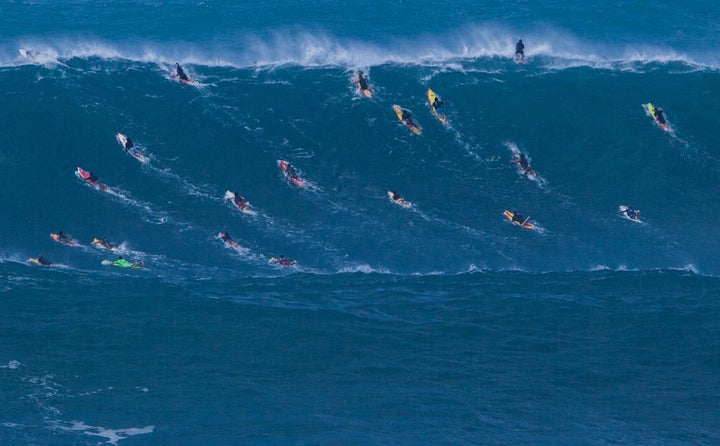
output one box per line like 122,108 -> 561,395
2,1 -> 720,445
1,56 -> 719,276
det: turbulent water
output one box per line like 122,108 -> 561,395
2,1 -> 719,444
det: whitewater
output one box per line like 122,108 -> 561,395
1,1 -> 719,444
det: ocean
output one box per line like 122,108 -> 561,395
1,1 -> 719,444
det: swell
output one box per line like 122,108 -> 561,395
1,55 -> 719,277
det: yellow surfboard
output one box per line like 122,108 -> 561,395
427,88 -> 448,125
393,104 -> 422,135
646,103 -> 669,132
504,210 -> 536,230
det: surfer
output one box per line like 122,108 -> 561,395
36,255 -> 52,266
231,193 -> 250,210
388,190 -> 410,206
86,171 -> 99,184
219,232 -> 237,245
122,136 -> 134,150
96,237 -> 113,250
113,256 -> 143,268
271,255 -> 297,267
175,63 -> 189,82
512,153 -> 535,176
515,39 -> 525,60
653,107 -> 667,126
356,71 -> 369,91
56,230 -> 70,244
623,206 -> 640,220
431,96 -> 444,111
511,212 -> 527,224
400,109 -> 415,126
285,163 -> 300,181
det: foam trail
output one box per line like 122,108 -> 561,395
57,421 -> 154,445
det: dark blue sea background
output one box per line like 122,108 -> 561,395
1,1 -> 719,444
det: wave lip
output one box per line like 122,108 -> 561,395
5,25 -> 716,71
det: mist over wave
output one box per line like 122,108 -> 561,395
5,23 -> 717,71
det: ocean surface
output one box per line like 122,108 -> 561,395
2,1 -> 719,444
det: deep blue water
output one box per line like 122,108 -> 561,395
2,1 -> 719,444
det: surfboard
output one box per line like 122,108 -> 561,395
28,257 -> 63,267
387,191 -> 412,208
224,191 -> 257,215
504,210 -> 536,230
646,103 -> 670,132
115,132 -> 149,164
618,205 -> 642,223
76,167 -> 109,191
103,258 -> 141,268
393,104 -> 422,135
277,160 -> 306,188
427,88 -> 448,125
171,73 -> 192,85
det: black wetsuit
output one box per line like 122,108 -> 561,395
401,111 -> 413,124
357,75 -> 369,90
517,155 -> 530,171
286,165 -> 299,180
516,40 -> 525,57
176,64 -> 189,81
655,110 -> 667,125
124,138 -> 134,150
625,208 -> 638,219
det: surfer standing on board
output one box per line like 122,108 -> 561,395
515,39 -> 525,61
175,63 -> 189,82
